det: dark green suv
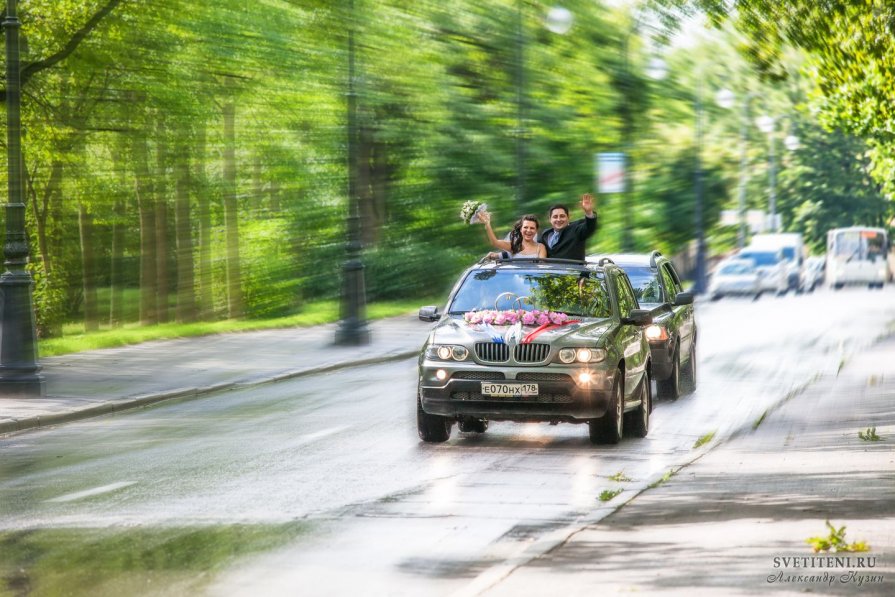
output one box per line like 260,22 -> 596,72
417,258 -> 653,445
587,251 -> 697,400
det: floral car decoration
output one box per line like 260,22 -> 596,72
462,309 -> 570,326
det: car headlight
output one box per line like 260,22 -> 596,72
426,344 -> 469,361
557,347 -> 606,364
645,324 -> 668,341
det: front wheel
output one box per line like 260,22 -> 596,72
625,373 -> 650,438
656,348 -> 680,400
417,386 -> 452,443
589,371 -> 624,444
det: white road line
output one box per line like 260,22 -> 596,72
45,481 -> 137,503
295,425 -> 351,447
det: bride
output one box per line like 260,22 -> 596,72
478,211 -> 547,259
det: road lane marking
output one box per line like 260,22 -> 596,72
295,425 -> 351,447
45,481 -> 136,503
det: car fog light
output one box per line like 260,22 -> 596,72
576,348 -> 592,363
437,346 -> 452,360
435,369 -> 447,381
578,372 -> 593,384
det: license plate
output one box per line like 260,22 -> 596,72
481,382 -> 539,397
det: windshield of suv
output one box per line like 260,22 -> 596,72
448,269 -> 611,318
619,266 -> 663,304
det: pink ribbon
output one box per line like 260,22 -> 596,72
521,320 -> 580,344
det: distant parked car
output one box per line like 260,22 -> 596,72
417,258 -> 653,445
586,251 -> 697,401
800,256 -> 826,293
708,258 -> 761,301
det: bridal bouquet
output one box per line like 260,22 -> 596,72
460,200 -> 487,225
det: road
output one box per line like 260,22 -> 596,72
0,287 -> 892,596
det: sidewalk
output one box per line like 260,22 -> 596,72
0,314 -> 434,435
480,336 -> 895,596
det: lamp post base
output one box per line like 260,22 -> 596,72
334,317 -> 371,346
0,373 -> 45,398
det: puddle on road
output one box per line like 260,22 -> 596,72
0,523 -> 310,596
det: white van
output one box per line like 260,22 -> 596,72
736,248 -> 789,295
747,233 -> 804,292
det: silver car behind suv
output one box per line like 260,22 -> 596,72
417,258 -> 653,445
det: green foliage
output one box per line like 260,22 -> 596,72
27,262 -> 67,338
805,520 -> 870,553
608,471 -> 631,482
599,488 -> 623,502
649,468 -> 676,489
693,431 -> 715,449
857,427 -> 882,442
5,0 -> 892,343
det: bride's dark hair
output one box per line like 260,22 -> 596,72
509,214 -> 539,254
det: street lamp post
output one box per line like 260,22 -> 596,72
716,89 -> 756,248
755,115 -> 777,232
647,57 -> 707,293
0,0 -> 45,397
755,115 -> 800,233
335,0 -> 370,346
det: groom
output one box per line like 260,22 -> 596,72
540,193 -> 598,260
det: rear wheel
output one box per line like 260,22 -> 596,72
589,371 -> 624,444
625,373 -> 650,438
681,342 -> 697,394
417,386 -> 452,443
656,347 -> 680,400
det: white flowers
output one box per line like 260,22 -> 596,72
460,200 -> 487,225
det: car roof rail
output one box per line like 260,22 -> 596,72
649,250 -> 663,268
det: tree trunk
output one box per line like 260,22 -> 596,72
109,143 -> 128,327
223,99 -> 243,319
133,127 -> 158,325
155,120 -> 170,323
78,203 -> 99,331
175,143 -> 197,323
196,121 -> 213,319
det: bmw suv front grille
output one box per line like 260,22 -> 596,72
474,342 -> 549,363
475,342 -> 510,362
514,343 -> 549,363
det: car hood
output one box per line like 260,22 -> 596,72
430,315 -> 613,347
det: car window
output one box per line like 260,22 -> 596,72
448,269 -> 612,318
613,273 -> 637,317
719,262 -> 754,275
621,266 -> 663,304
660,265 -> 678,300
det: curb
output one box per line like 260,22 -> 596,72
0,349 -> 419,437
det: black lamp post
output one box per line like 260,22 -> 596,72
335,0 -> 370,346
692,78 -> 707,294
0,0 -> 44,397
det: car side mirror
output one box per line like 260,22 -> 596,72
673,291 -> 694,306
418,306 -> 440,322
622,309 -> 652,326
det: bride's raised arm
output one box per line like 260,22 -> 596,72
478,211 -> 512,252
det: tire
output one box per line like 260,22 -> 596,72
656,347 -> 680,400
625,373 -> 650,438
681,342 -> 697,394
589,370 -> 624,444
458,418 -> 488,433
417,386 -> 452,443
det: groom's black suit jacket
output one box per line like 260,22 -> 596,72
539,215 -> 598,260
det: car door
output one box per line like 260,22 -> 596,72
661,263 -> 694,356
612,271 -> 648,402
